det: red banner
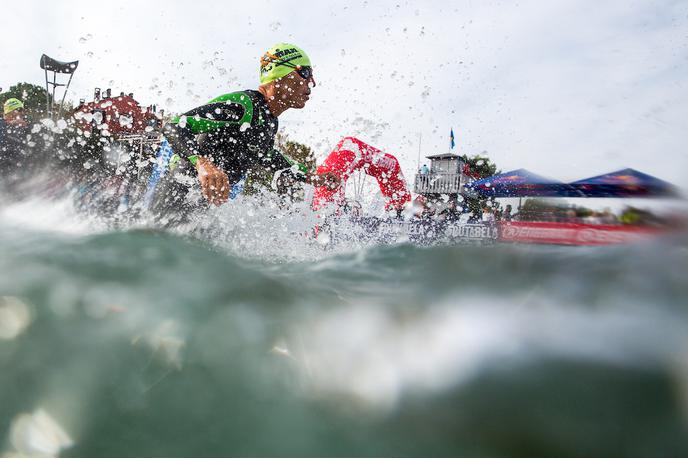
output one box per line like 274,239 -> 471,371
498,221 -> 665,245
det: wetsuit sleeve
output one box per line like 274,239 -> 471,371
175,101 -> 247,132
164,94 -> 252,161
161,122 -> 199,160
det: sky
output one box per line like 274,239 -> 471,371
2,0 -> 687,189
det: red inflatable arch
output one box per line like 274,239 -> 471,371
312,137 -> 411,211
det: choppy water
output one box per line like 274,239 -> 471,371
1,194 -> 687,457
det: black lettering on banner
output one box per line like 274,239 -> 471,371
445,224 -> 495,240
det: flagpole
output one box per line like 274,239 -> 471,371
417,133 -> 422,171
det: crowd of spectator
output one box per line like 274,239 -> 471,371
517,205 -> 616,224
407,194 -> 676,228
503,201 -> 674,227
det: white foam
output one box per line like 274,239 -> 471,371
6,409 -> 73,457
0,296 -> 31,340
0,194 -> 104,236
280,297 -> 687,410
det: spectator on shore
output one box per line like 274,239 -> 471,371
417,165 -> 430,192
467,210 -> 481,223
582,211 -> 601,225
563,208 -> 578,223
439,200 -> 461,222
412,195 -> 435,219
598,208 -> 618,225
502,204 -> 513,221
482,206 -> 496,224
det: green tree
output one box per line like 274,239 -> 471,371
0,82 -> 52,120
462,152 -> 499,179
461,153 -> 501,215
243,133 -> 316,199
276,132 -> 316,172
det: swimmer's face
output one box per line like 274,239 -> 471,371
4,108 -> 27,126
274,69 -> 315,109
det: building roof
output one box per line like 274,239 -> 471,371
73,94 -> 156,135
425,153 -> 462,160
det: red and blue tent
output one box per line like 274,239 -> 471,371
466,169 -> 583,198
570,168 -> 681,198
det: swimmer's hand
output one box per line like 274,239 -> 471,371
196,156 -> 230,205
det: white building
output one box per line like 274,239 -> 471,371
414,153 -> 470,198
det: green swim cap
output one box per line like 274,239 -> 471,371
260,43 -> 311,84
3,98 -> 24,115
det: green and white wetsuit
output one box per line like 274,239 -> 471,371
163,89 -> 308,186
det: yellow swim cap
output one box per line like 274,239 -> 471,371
259,43 -> 311,84
3,98 -> 24,115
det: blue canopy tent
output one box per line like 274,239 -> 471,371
570,168 -> 682,198
466,168 -> 584,197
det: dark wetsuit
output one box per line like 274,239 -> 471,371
166,90 -> 307,182
148,90 -> 308,220
0,119 -> 31,189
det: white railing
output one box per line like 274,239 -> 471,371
414,172 -> 465,194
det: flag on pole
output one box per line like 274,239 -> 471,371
450,128 -> 455,149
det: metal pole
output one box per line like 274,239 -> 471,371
417,133 -> 422,171
51,71 -> 57,117
58,72 -> 75,119
43,68 -> 50,115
